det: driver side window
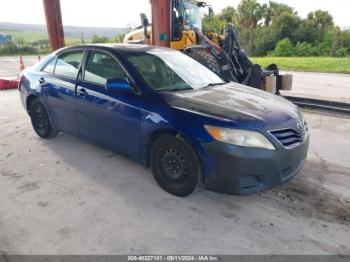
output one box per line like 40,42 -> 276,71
84,51 -> 127,86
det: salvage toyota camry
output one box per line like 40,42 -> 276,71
19,44 -> 309,197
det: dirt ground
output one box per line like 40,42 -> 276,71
0,89 -> 349,255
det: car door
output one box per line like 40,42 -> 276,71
75,50 -> 142,159
41,50 -> 84,135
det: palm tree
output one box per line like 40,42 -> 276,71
238,0 -> 263,55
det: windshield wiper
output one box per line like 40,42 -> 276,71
203,82 -> 226,88
159,87 -> 193,92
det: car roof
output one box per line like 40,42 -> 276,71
56,44 -> 177,55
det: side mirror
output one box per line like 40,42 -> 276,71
105,79 -> 133,94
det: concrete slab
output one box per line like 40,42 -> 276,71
0,90 -> 349,255
280,71 -> 350,104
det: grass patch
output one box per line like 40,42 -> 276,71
251,57 -> 350,74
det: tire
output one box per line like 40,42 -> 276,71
150,134 -> 202,197
185,49 -> 221,76
29,98 -> 57,139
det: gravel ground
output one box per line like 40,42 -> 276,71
0,89 -> 349,255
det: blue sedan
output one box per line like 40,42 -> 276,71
19,44 -> 309,197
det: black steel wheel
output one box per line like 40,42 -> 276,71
29,98 -> 57,139
150,134 -> 202,197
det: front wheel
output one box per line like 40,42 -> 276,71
150,134 -> 202,197
29,98 -> 57,139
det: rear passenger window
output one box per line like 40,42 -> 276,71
43,57 -> 57,74
55,51 -> 84,78
84,51 -> 127,86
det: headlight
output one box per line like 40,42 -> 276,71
205,126 -> 276,150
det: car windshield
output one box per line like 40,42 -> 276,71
127,50 -> 225,92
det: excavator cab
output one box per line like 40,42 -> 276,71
169,0 -> 202,50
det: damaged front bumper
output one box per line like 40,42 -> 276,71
202,136 -> 309,195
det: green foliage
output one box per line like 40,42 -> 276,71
307,10 -> 334,30
254,26 -> 279,56
91,35 -> 110,43
262,1 -> 295,26
272,12 -> 301,42
336,47 -> 349,57
294,42 -> 314,57
0,42 -> 40,55
203,15 -> 225,33
0,42 -> 18,55
111,34 -> 126,43
219,7 -> 238,24
237,0 -> 262,28
273,38 -> 295,57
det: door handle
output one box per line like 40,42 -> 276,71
77,88 -> 88,96
38,77 -> 45,84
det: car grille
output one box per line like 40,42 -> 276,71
269,124 -> 308,148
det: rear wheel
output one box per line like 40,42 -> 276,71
185,49 -> 221,76
150,134 -> 202,197
29,98 -> 57,139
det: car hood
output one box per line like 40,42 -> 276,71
161,82 -> 299,127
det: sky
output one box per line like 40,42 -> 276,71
0,0 -> 348,29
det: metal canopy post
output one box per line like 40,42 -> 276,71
43,0 -> 65,51
150,0 -> 170,47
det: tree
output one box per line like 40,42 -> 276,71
237,0 -> 263,55
15,37 -> 26,47
254,26 -> 279,56
307,10 -> 334,30
32,39 -> 49,49
91,35 -> 109,44
219,6 -> 238,24
273,38 -> 295,57
111,34 -> 125,43
0,42 -> 18,55
202,14 -> 225,33
273,12 -> 301,43
262,1 -> 295,26
295,21 -> 319,44
295,42 -> 314,57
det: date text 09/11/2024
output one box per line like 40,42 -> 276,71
127,256 -> 220,261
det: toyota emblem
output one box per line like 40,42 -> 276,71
297,120 -> 304,131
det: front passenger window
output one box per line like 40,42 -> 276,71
84,51 -> 127,86
55,51 -> 84,79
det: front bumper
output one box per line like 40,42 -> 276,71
202,136 -> 309,195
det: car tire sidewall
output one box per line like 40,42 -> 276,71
150,134 -> 202,197
29,99 -> 56,139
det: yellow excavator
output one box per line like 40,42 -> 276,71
124,0 -> 292,92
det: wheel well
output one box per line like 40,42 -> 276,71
26,95 -> 38,113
